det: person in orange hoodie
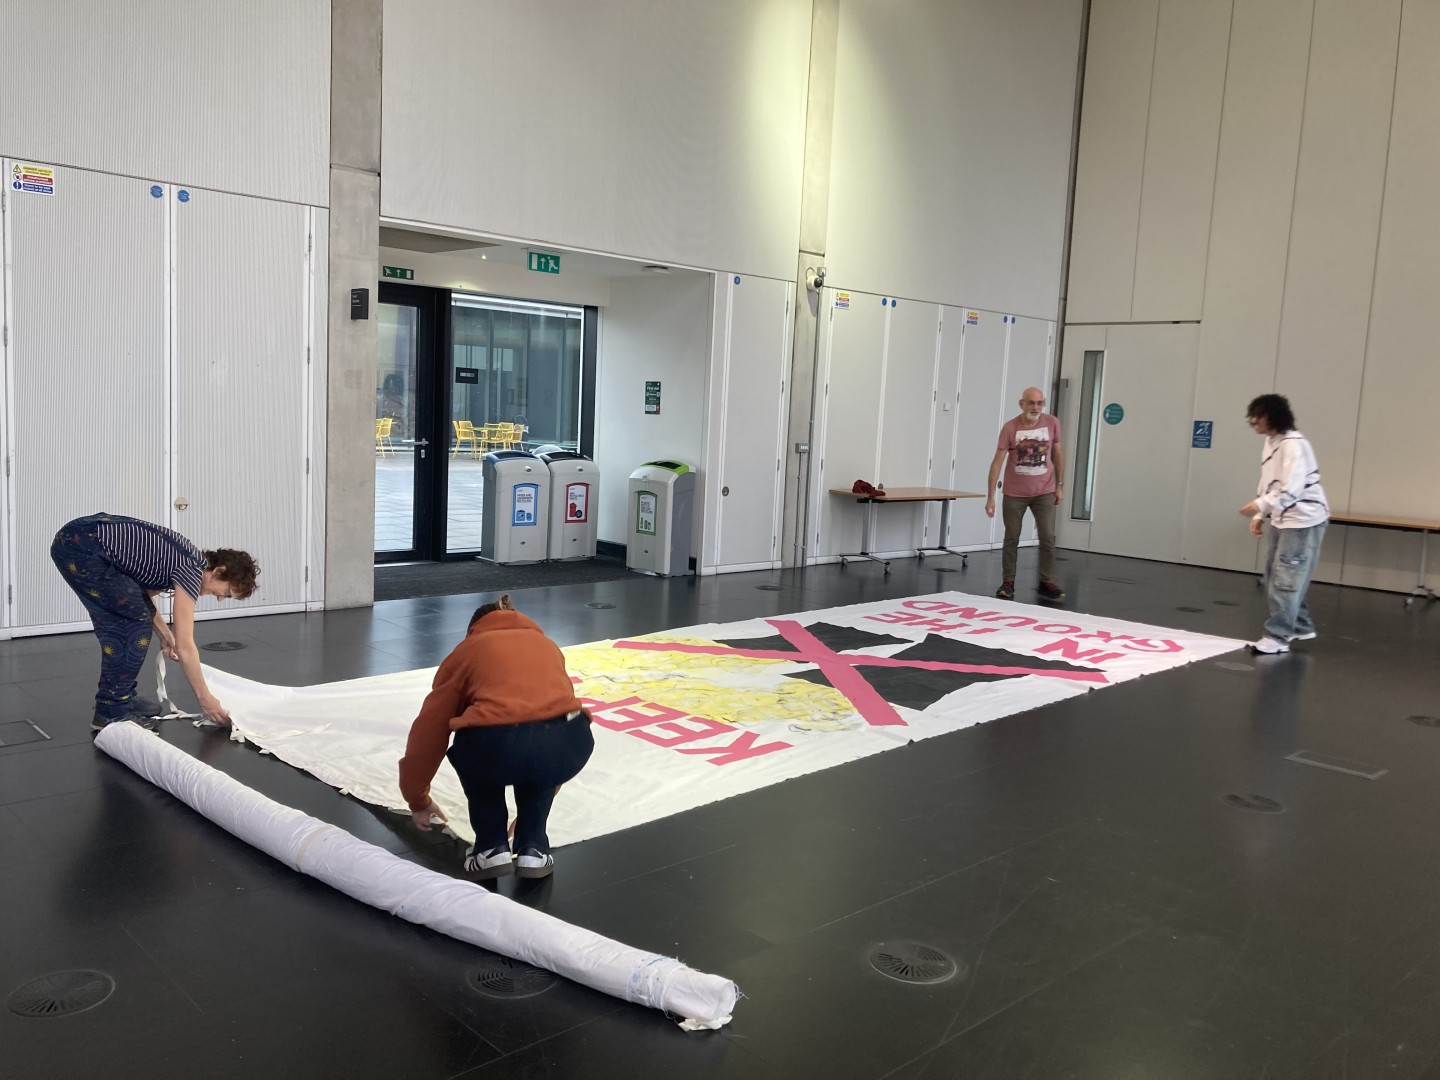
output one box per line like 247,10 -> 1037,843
399,594 -> 594,880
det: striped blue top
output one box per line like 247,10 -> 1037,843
94,515 -> 206,600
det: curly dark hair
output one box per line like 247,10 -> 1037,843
1246,393 -> 1296,434
468,593 -> 514,631
205,549 -> 260,599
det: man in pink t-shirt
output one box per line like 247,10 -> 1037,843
985,387 -> 1066,602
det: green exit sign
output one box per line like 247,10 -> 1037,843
528,252 -> 561,274
382,265 -> 414,280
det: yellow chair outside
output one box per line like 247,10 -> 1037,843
452,420 -> 481,459
375,417 -> 396,457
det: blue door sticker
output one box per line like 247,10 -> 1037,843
1192,420 -> 1213,449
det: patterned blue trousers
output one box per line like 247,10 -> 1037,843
51,515 -> 157,720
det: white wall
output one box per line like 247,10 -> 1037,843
595,274 -> 713,553
823,0 -> 1084,317
1065,0 -> 1440,595
0,0 -> 330,207
380,0 -> 811,281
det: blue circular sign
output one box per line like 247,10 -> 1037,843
178,189 -> 190,203
733,275 -> 740,284
1103,403 -> 1124,425
150,185 -> 163,198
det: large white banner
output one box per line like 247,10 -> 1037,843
214,593 -> 1243,847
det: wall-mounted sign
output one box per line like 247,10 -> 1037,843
966,311 -> 979,325
1192,420 -> 1213,448
645,381 -> 661,415
11,163 -> 54,195
528,251 -> 561,274
382,265 -> 414,280
834,292 -> 850,309
1103,403 -> 1124,425
455,367 -> 479,384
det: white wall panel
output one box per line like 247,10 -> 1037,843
1274,0 -> 1399,511
381,0 -> 809,281
1065,0 -> 1158,324
4,164 -> 167,627
1053,324 -> 1106,552
1130,0 -> 1231,321
595,273 -> 713,548
825,0 -> 1083,316
925,309 -> 963,546
874,300 -> 941,554
307,210 -> 329,606
949,311 -> 1008,549
1182,0 -> 1313,573
0,2 -> 329,207
173,189 -> 311,610
1088,324 -> 1198,563
1351,0 -> 1440,515
705,275 -> 792,571
811,292 -> 885,559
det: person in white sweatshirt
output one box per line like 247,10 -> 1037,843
1239,394 -> 1329,654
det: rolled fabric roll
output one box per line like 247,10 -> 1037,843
93,721 -> 737,1029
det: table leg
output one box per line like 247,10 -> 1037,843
837,499 -> 890,572
916,499 -> 969,566
1408,528 -> 1438,605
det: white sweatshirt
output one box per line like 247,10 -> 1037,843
1255,431 -> 1329,528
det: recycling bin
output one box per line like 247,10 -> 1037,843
480,450 -> 550,564
627,460 -> 695,576
537,450 -> 599,561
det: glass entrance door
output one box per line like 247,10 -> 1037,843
374,285 -> 441,562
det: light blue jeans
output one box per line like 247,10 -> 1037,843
1263,523 -> 1325,642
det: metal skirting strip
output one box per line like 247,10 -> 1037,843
1285,750 -> 1388,781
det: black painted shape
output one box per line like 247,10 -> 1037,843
712,622 -> 910,654
787,633 -> 1094,711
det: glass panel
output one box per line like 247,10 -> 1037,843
375,303 -> 418,553
446,294 -> 584,553
1071,349 -> 1104,521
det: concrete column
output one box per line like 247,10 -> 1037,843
781,0 -> 839,566
325,0 -> 382,608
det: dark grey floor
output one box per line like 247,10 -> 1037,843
3,548 -> 1439,1079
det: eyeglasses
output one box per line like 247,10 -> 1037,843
1021,399 -> 1045,406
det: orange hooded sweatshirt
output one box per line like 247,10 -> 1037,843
398,609 -> 583,811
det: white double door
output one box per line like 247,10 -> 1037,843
703,273 -> 794,572
2,161 -> 324,631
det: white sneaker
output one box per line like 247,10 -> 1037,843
1249,636 -> 1290,654
1292,630 -> 1317,642
516,848 -> 555,879
464,845 -> 514,879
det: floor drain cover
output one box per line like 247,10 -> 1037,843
1213,600 -> 1240,607
7,971 -> 115,1018
585,602 -> 615,609
755,585 -> 784,591
1408,715 -> 1440,728
0,720 -> 49,746
200,641 -> 246,652
1215,660 -> 1253,672
1176,606 -> 1204,613
932,567 -> 959,573
467,957 -> 558,999
867,942 -> 962,985
1222,793 -> 1284,814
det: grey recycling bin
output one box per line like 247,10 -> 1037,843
480,450 -> 550,564
627,460 -> 695,577
536,450 -> 599,561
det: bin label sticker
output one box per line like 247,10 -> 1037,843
636,491 -> 658,536
566,482 -> 590,523
512,483 -> 538,526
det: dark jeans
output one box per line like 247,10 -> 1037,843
447,712 -> 594,855
50,515 -> 157,719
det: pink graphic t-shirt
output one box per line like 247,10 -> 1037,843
998,414 -> 1061,498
